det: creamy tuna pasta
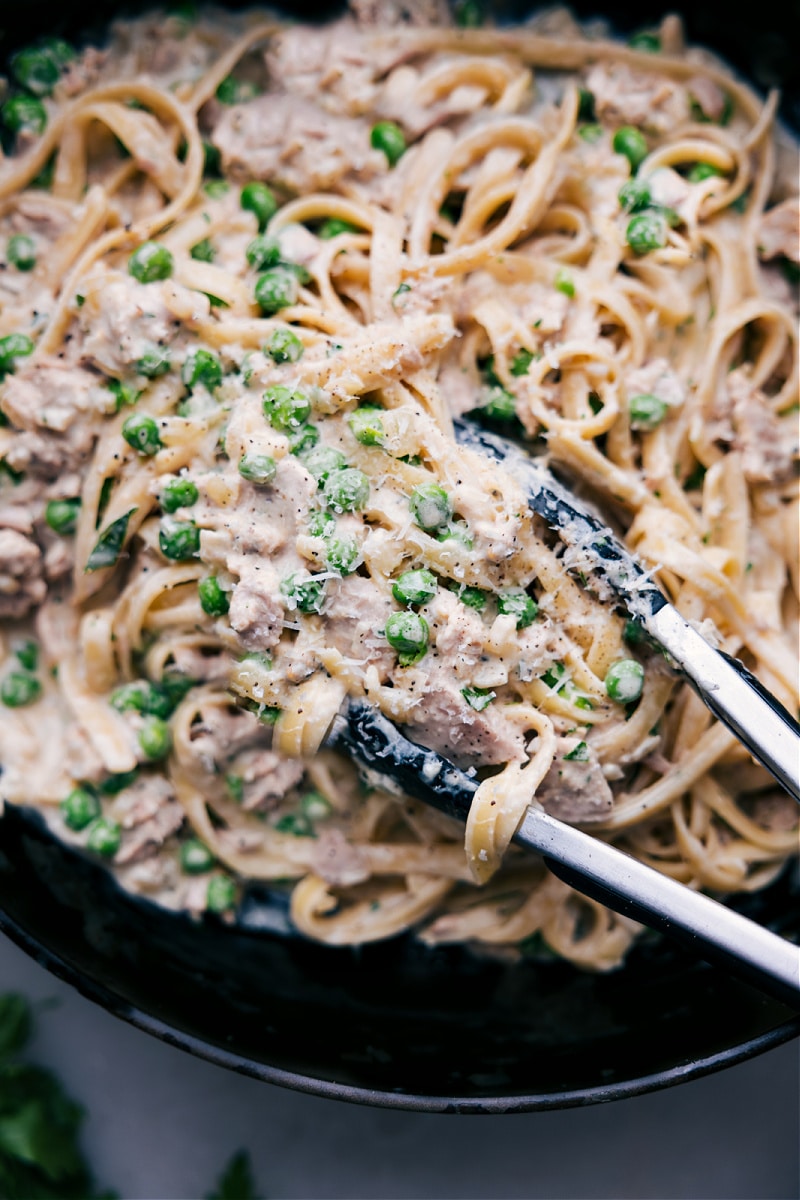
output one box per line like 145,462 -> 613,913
0,3 -> 797,970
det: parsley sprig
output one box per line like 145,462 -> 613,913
0,992 -> 116,1199
0,992 -> 264,1198
206,1149 -> 262,1199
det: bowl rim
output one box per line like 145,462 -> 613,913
0,3 -> 798,1114
3,902 -> 799,1113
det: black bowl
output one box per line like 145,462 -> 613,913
1,0 -> 798,1111
1,804 -> 799,1111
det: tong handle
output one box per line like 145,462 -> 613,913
515,808 -> 800,1011
330,700 -> 800,1011
453,417 -> 800,806
646,605 -> 800,805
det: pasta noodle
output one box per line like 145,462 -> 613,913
0,3 -> 797,971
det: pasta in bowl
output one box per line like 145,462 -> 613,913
0,2 -> 797,983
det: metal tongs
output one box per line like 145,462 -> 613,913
326,418 -> 800,1009
453,419 -> 800,804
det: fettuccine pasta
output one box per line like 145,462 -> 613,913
0,3 -> 797,971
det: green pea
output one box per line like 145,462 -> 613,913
246,234 -> 281,270
628,31 -> 661,52
61,787 -> 101,832
370,121 -> 406,166
687,162 -> 723,184
135,347 -> 171,377
392,569 -> 437,607
318,218 -> 359,238
325,533 -> 360,575
1,672 -> 41,707
240,181 -> 277,229
307,510 -> 336,537
161,477 -> 198,512
128,240 -> 174,283
623,619 -> 646,646
385,611 -> 429,666
437,521 -> 473,548
7,234 -> 36,271
510,348 -> 535,377
497,588 -> 538,629
280,573 -> 326,614
554,267 -> 575,298
0,333 -> 35,378
159,519 -> 200,561
110,680 -> 171,720
266,328 -> 304,363
300,790 -> 333,820
605,658 -> 645,703
238,453 -> 277,484
199,576 -> 230,617
409,483 -> 452,532
619,177 -> 652,212
459,586 -> 487,611
41,37 -> 75,68
479,385 -> 517,422
180,838 -> 215,874
158,670 -> 195,709
10,46 -> 61,97
14,640 -> 38,671
107,379 -> 140,411
86,817 -> 121,858
626,211 -> 667,255
300,444 -> 346,485
206,875 -> 237,912
1,94 -> 47,136
461,686 -> 495,712
45,497 -> 80,535
612,126 -> 648,172
254,267 -> 299,314
262,384 -> 311,430
323,467 -> 370,513
122,413 -> 162,456
138,714 -> 172,760
288,422 -> 319,456
190,237 -> 215,262
182,347 -> 223,390
349,405 -> 384,446
629,392 -> 668,430
282,259 -> 311,281
274,813 -> 315,837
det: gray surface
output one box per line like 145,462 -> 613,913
1,931 -> 798,1200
